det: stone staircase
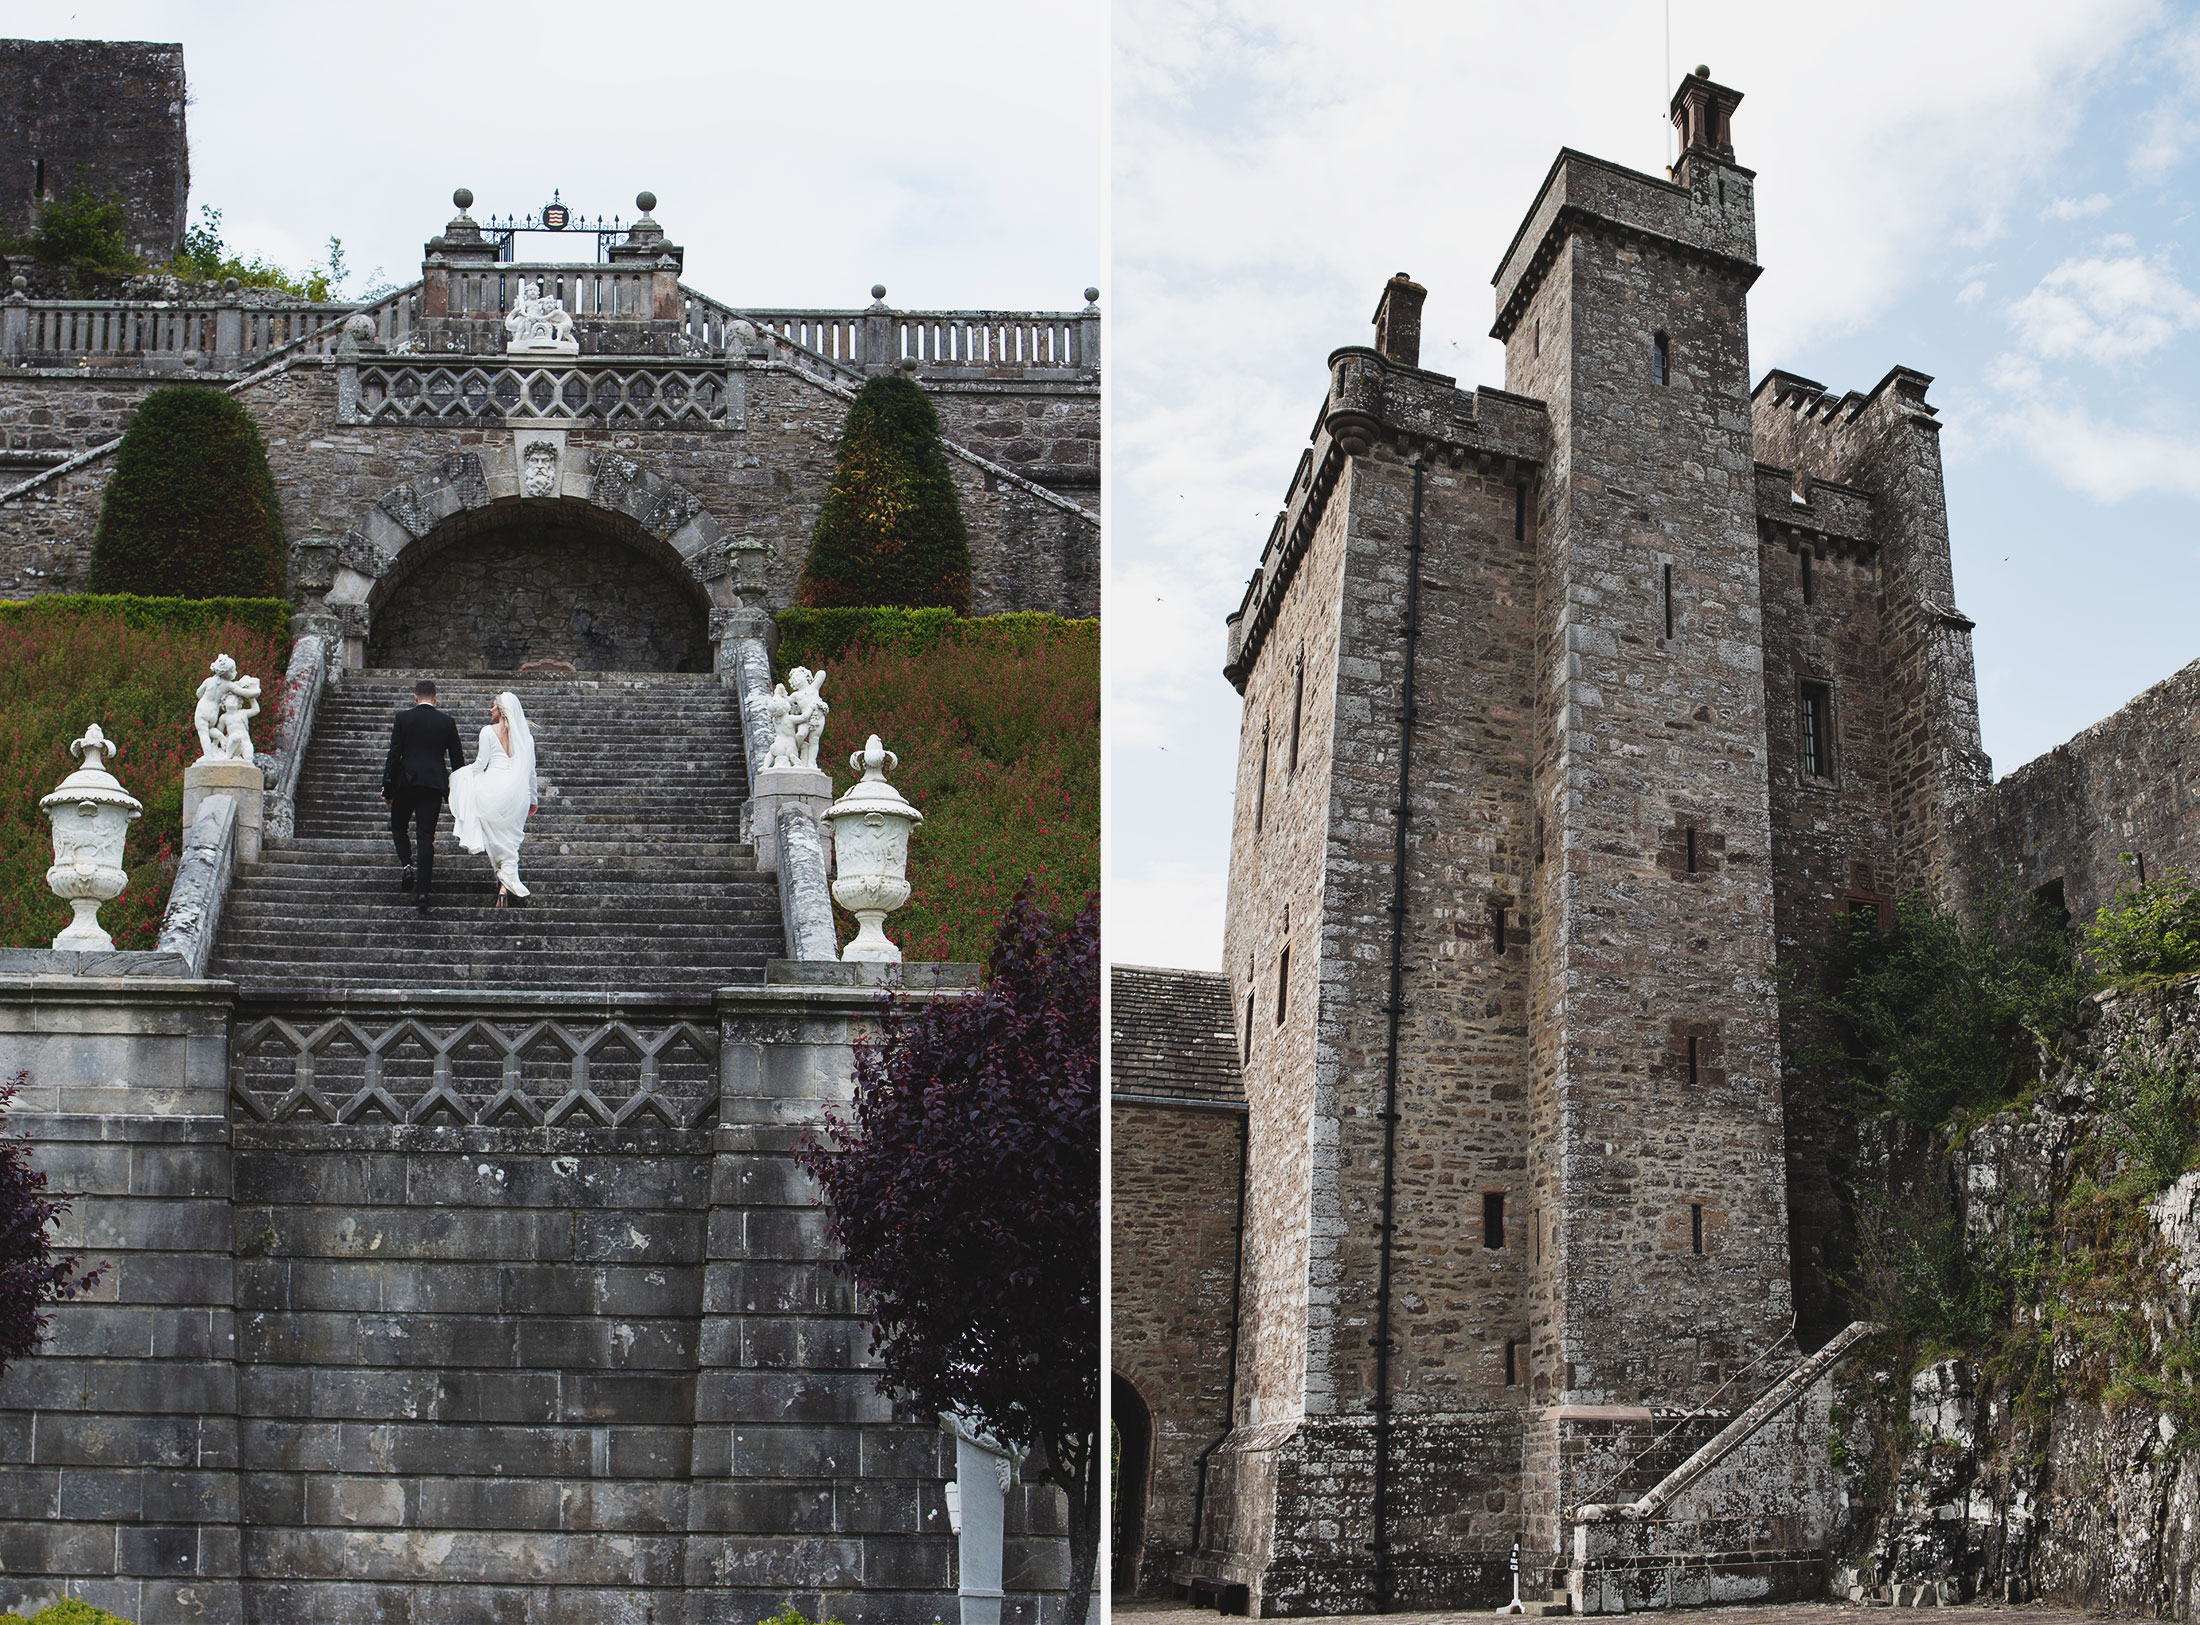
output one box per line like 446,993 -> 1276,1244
209,670 -> 785,995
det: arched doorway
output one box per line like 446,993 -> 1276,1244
1112,1371 -> 1154,1597
364,497 -> 712,672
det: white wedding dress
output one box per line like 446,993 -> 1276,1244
448,690 -> 538,898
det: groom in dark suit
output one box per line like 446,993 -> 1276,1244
381,678 -> 465,913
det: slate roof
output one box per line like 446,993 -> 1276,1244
1110,964 -> 1245,1105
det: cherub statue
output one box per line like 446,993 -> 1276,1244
504,280 -> 578,352
218,676 -> 262,761
764,666 -> 830,770
788,665 -> 829,770
193,654 -> 240,762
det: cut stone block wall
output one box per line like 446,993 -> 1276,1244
0,974 -> 1068,1625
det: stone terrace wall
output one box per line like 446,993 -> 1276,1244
1109,965 -> 1245,1597
0,977 -> 1070,1624
0,40 -> 189,257
0,360 -> 1099,618
1952,654 -> 2200,931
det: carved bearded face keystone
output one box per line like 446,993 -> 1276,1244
521,442 -> 559,499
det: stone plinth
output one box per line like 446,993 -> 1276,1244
752,764 -> 832,873
183,757 -> 264,864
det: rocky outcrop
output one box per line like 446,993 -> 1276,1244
1834,977 -> 2200,1614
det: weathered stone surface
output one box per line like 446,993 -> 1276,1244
0,40 -> 188,259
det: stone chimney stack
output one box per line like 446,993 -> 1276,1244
1669,65 -> 1744,167
1372,272 -> 1426,368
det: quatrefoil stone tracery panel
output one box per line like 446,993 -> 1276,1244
355,364 -> 726,427
232,1014 -> 721,1129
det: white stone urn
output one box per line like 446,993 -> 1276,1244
40,724 -> 143,950
823,735 -> 924,963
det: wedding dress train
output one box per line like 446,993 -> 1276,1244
448,690 -> 538,899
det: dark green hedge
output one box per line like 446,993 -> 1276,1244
0,594 -> 290,641
89,385 -> 286,598
796,373 -> 974,614
773,608 -> 1097,676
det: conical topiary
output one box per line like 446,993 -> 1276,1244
797,373 -> 973,614
88,385 -> 285,599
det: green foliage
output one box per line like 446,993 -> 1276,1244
1848,1181 -> 2035,1357
27,183 -> 136,273
0,608 -> 289,950
774,607 -> 1096,672
2098,1057 -> 2200,1194
757,1608 -> 844,1625
797,373 -> 974,613
26,1594 -> 136,1623
163,206 -> 332,299
0,595 -> 289,641
90,387 -> 286,599
2083,858 -> 2200,987
793,623 -> 1097,965
1806,886 -> 2089,1130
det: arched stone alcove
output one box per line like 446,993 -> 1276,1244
365,498 -> 711,671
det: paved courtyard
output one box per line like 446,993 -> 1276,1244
1112,1603 -> 2127,1625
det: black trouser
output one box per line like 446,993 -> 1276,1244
388,788 -> 444,896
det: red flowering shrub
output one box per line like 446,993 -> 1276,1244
793,623 -> 1097,965
0,611 -> 289,949
0,1073 -> 105,1376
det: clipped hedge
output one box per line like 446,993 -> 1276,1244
796,372 -> 974,613
27,1601 -> 137,1625
0,609 -> 290,951
774,607 -> 1097,673
89,385 -> 286,599
0,594 -> 290,641
779,616 -> 1096,964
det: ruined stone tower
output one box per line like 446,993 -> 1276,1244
1159,70 -> 1990,1615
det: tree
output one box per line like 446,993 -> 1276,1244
89,386 -> 286,599
797,372 -> 975,613
0,1073 -> 104,1374
28,182 -> 135,273
795,888 -> 1100,1623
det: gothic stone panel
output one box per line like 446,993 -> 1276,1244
365,526 -> 712,672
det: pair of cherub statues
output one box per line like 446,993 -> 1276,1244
766,666 -> 829,770
193,654 -> 262,763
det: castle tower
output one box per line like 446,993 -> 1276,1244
1181,70 -> 1894,1616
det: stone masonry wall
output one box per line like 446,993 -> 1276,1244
0,361 -> 1099,619
0,978 -> 1069,1625
366,524 -> 712,671
1951,655 -> 2200,935
0,40 -> 188,257
1497,145 -> 1796,1567
1109,1101 -> 1241,1595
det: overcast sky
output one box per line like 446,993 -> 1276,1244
10,0 -> 1103,313
1109,0 -> 2200,971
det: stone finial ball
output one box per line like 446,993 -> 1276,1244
1694,63 -> 1710,78
453,187 -> 474,211
224,277 -> 239,293
10,274 -> 24,293
1085,287 -> 1100,303
636,191 -> 657,214
871,284 -> 888,300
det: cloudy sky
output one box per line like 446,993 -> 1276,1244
1109,0 -> 2200,971
12,1 -> 1103,313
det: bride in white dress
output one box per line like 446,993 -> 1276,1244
448,690 -> 539,905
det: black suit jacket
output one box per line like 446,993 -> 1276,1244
383,703 -> 465,797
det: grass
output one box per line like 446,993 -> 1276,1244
787,624 -> 1097,966
0,612 -> 289,950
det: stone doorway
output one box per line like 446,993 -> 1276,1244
365,502 -> 712,672
1112,1371 -> 1154,1596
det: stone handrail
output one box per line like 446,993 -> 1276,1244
1575,1319 -> 1882,1525
737,303 -> 1100,378
264,635 -> 330,839
0,281 -> 424,373
716,611 -> 838,961
154,795 -> 237,977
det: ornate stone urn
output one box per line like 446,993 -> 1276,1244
40,724 -> 143,950
823,735 -> 924,963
